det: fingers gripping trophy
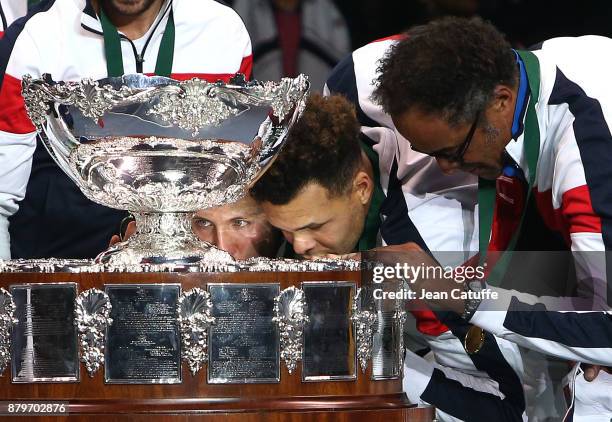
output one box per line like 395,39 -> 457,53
21,73 -> 309,266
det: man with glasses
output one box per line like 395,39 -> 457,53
252,90 -> 528,420
320,34 -> 550,422
410,110 -> 480,166
374,17 -> 612,420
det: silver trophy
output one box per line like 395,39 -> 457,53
21,73 -> 309,266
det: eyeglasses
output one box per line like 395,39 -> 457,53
411,111 -> 481,163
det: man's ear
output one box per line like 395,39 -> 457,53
352,170 -> 373,205
491,84 -> 515,115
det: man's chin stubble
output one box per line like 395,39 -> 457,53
103,0 -> 157,17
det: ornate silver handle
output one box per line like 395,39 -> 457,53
351,288 -> 377,374
0,288 -> 17,377
177,288 -> 216,376
272,286 -> 309,375
74,288 -> 113,377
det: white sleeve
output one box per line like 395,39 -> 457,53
403,348 -> 526,420
0,29 -> 42,258
470,286 -> 612,366
0,133 -> 36,258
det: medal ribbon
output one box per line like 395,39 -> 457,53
478,50 -> 542,285
99,4 -> 175,77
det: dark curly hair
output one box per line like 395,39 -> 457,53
373,17 -> 517,126
250,93 -> 362,205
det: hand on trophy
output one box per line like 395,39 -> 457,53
109,218 -> 137,247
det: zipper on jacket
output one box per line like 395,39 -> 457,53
81,1 -> 172,74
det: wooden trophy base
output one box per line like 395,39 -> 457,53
0,271 -> 434,421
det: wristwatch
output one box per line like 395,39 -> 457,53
461,280 -> 485,322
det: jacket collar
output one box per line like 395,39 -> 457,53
81,0 -> 102,34
504,51 -> 537,179
80,0 -> 172,37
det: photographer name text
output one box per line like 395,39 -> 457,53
372,287 -> 498,301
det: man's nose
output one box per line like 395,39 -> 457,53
194,227 -> 216,245
436,157 -> 461,175
291,232 -> 317,256
216,230 -> 240,258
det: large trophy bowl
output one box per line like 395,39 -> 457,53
21,73 -> 309,266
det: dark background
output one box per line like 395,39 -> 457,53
229,0 -> 612,50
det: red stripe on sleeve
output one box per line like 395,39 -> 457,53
534,189 -> 565,231
532,189 -> 570,244
561,185 -> 602,234
146,73 -> 240,83
170,73 -> 235,83
239,54 -> 253,80
371,34 -> 405,43
0,31 -> 4,39
410,309 -> 449,337
0,74 -> 36,134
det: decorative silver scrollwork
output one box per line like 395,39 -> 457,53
0,288 -> 17,377
394,282 -> 408,374
148,80 -> 241,134
74,288 -> 112,377
23,73 -> 309,137
22,74 -> 137,129
248,75 -> 310,122
0,256 -> 361,274
147,75 -> 309,135
272,286 -> 309,375
177,288 -> 216,375
351,288 -> 377,374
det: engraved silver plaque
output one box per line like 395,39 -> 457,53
105,284 -> 181,384
273,286 -> 308,375
75,288 -> 112,377
301,282 -> 356,382
177,288 -> 215,376
368,281 -> 401,380
10,283 -> 79,383
0,288 -> 17,377
351,287 -> 376,374
208,283 -> 280,384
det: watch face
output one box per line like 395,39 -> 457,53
464,325 -> 485,355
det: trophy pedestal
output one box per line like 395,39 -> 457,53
0,270 -> 434,421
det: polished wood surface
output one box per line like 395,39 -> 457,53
0,408 -> 435,422
0,271 -> 434,421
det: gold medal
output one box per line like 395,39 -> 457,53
464,325 -> 485,354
